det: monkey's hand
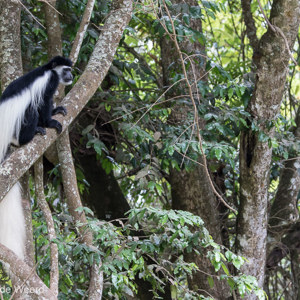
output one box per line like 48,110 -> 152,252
36,127 -> 46,135
47,119 -> 63,134
52,106 -> 67,116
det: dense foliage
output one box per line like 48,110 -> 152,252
0,0 -> 299,299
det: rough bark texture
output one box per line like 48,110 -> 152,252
57,129 -> 105,299
44,0 -> 62,57
69,0 -> 96,61
0,1 -> 132,297
269,107 -> 300,231
237,0 -> 300,296
169,166 -> 230,297
291,247 -> 300,299
57,134 -> 93,244
160,0 -> 230,297
44,0 -> 99,295
266,222 -> 300,268
0,245 -> 56,300
34,158 -> 59,296
43,0 -> 65,163
0,0 -> 22,87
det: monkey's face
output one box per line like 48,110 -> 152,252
54,66 -> 73,86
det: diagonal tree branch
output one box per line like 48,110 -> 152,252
69,0 -> 96,62
0,244 -> 56,300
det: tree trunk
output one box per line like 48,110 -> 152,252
237,0 -> 300,296
160,0 -> 231,297
75,153 -> 130,220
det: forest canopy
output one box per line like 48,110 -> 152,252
0,0 -> 299,299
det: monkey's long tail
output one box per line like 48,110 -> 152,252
0,96 -> 27,261
0,182 -> 26,259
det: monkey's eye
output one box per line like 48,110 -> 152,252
63,68 -> 72,75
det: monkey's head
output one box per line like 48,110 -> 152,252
49,56 -> 73,86
54,66 -> 73,86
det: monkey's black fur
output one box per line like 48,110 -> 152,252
0,56 -> 73,261
0,56 -> 73,146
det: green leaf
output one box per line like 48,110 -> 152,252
221,263 -> 230,275
182,13 -> 190,25
160,214 -> 168,225
232,256 -> 244,270
73,244 -> 83,256
215,251 -> 221,262
189,6 -> 202,18
227,277 -> 236,289
207,276 -> 214,288
82,125 -> 94,135
105,103 -> 111,112
228,88 -> 234,99
169,230 -> 179,243
214,148 -> 222,160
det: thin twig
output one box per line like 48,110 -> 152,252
9,261 -> 43,300
102,96 -> 189,126
17,0 -> 45,29
38,0 -> 62,15
131,78 -> 186,129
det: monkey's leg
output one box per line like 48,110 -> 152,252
18,111 -> 39,145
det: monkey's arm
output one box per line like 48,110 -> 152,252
38,95 -> 64,134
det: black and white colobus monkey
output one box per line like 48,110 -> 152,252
0,56 -> 73,261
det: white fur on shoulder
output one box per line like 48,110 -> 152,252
0,71 -> 51,159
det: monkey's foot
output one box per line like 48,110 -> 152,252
36,127 -> 46,135
52,106 -> 67,116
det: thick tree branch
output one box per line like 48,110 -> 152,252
34,158 -> 59,296
44,0 -> 62,57
0,244 -> 56,300
256,0 -> 298,65
43,0 -> 105,297
0,0 -> 133,203
237,0 -> 300,294
0,0 -> 22,87
69,0 -> 96,62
